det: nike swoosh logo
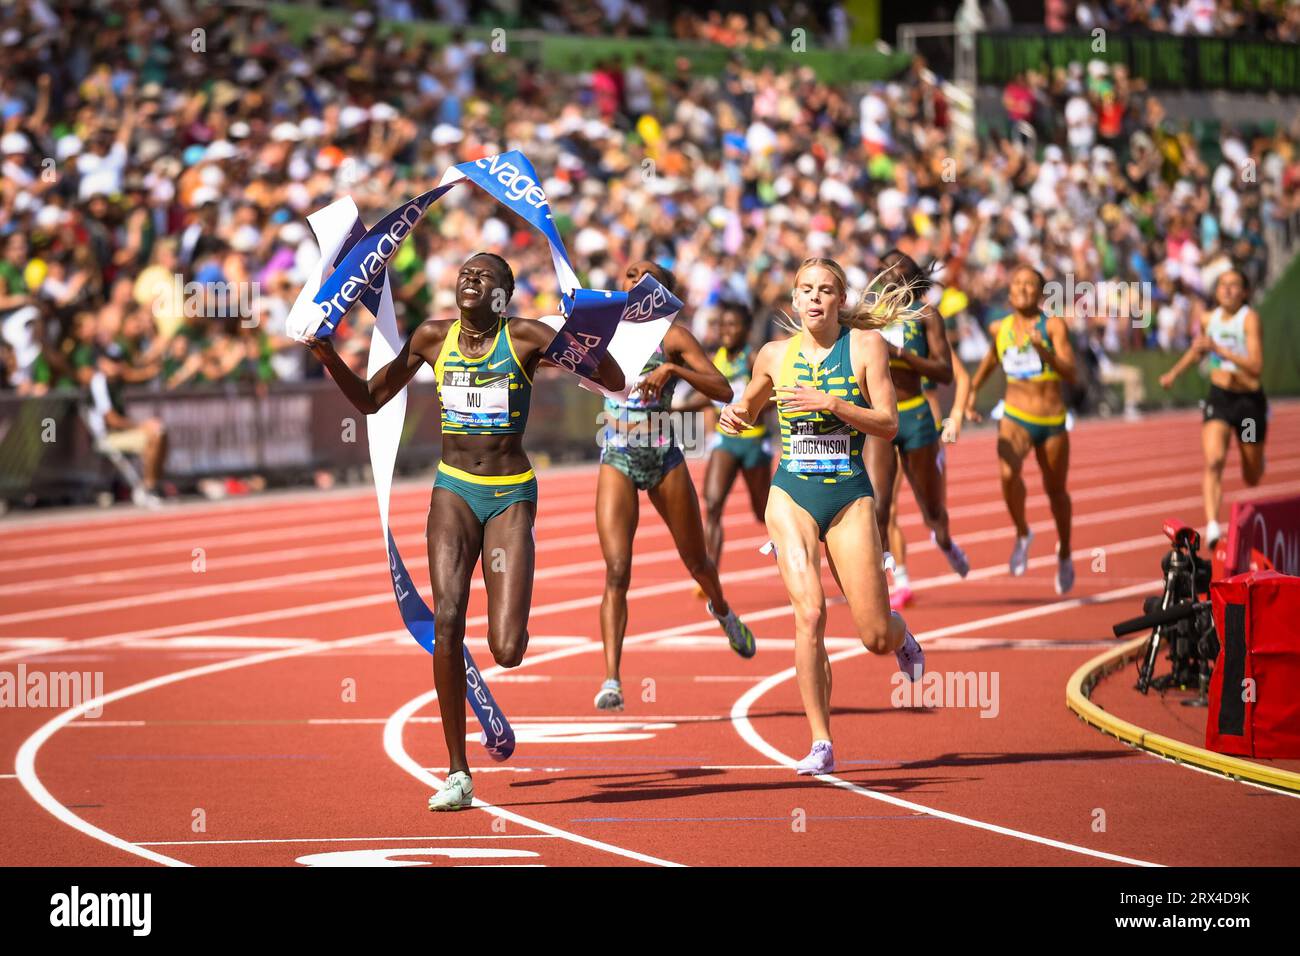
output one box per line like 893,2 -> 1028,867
487,357 -> 511,370
494,489 -> 512,497
474,376 -> 507,386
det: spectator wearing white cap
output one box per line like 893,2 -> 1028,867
1031,145 -> 1068,210
1064,89 -> 1096,161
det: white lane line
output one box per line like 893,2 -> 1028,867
383,678 -> 684,866
14,630 -> 402,867
11,451 -> 1298,624
0,482 -> 613,556
16,443 -> 1283,864
695,676 -> 762,682
385,574 -> 1174,867
0,418 -> 1223,553
0,496 -> 768,595
729,580 -> 1167,868
0,530 -> 767,662
0,478 -> 677,572
1132,751 -> 1300,800
135,834 -> 557,846
422,765 -> 800,773
1,422 -> 1274,592
0,525 -> 772,628
379,604 -> 803,864
12,576 -> 743,865
0,456 -> 621,537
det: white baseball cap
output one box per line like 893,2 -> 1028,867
34,204 -> 67,229
279,222 -> 309,244
191,185 -> 221,207
431,123 -> 464,145
55,133 -> 83,160
228,225 -> 258,252
339,105 -> 369,130
205,139 -> 240,162
271,122 -> 303,143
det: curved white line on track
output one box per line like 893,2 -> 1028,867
16,614 -> 691,867
5,571 -> 1236,867
730,580 -> 1167,867
14,631 -> 399,866
383,635 -> 685,868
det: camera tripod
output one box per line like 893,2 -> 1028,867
1112,522 -> 1218,703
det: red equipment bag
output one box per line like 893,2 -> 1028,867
1206,570 -> 1300,758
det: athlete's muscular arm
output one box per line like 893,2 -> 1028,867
1034,315 -> 1077,385
510,317 -> 626,392
638,323 -> 730,404
774,330 -> 898,440
892,305 -> 954,384
306,320 -> 446,415
964,323 -> 1002,422
718,340 -> 778,434
1159,337 -> 1209,388
1203,309 -> 1263,377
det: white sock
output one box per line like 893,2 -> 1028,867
894,566 -> 910,589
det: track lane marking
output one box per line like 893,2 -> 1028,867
9,466 -> 1300,633
136,835 -> 556,846
729,580 -> 1167,867
2,426 -> 1281,576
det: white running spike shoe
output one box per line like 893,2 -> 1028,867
1009,529 -> 1034,576
594,679 -> 624,711
1055,556 -> 1075,595
932,531 -> 970,578
428,771 -> 474,811
892,611 -> 925,682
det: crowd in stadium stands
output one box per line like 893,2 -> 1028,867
367,1 -> 853,46
1,0 -> 1298,425
1049,0 -> 1300,39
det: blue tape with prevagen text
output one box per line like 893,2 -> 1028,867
385,528 -> 513,761
306,149 -> 678,765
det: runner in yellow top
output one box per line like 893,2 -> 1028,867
307,252 -> 625,811
966,265 -> 1078,593
719,257 -> 924,776
869,250 -> 970,612
699,302 -> 772,573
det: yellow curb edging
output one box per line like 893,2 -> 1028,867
1065,635 -> 1300,794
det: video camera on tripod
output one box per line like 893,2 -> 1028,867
1112,519 -> 1219,702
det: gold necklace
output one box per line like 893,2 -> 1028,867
458,318 -> 497,346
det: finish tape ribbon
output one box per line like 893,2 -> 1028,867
286,150 -> 681,761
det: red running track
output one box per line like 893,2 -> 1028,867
1,406 -> 1298,867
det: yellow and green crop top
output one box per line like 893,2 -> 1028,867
995,311 -> 1060,383
713,344 -> 765,439
433,318 -> 532,435
776,326 -> 869,481
880,314 -> 928,371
